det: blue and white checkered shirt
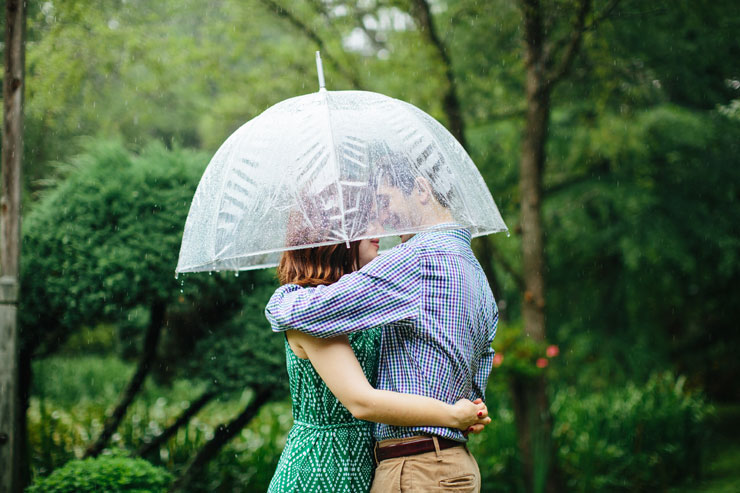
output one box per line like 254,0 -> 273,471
266,228 -> 498,442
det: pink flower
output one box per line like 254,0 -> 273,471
536,358 -> 549,368
546,345 -> 560,358
492,353 -> 504,367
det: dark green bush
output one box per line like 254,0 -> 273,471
470,371 -> 710,492
26,454 -> 172,493
553,372 -> 711,491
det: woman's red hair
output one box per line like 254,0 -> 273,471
277,242 -> 361,287
277,185 -> 367,287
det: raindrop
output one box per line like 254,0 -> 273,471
506,230 -> 511,238
209,271 -> 213,276
234,271 -> 239,277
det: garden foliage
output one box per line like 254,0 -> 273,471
14,0 -> 740,490
26,454 -> 172,493
470,372 -> 710,492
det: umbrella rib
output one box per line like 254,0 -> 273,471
319,91 -> 349,246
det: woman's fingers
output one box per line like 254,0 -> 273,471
475,402 -> 489,420
452,399 -> 492,431
468,423 -> 486,434
464,417 -> 491,434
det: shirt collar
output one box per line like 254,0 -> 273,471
407,222 -> 472,246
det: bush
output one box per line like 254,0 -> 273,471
26,454 -> 172,493
553,372 -> 711,491
470,371 -> 711,492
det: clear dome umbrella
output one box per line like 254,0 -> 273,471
176,53 -> 507,273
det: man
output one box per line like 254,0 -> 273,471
266,152 -> 498,492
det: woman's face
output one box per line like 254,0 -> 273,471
357,238 -> 380,268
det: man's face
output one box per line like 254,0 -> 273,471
376,181 -> 414,231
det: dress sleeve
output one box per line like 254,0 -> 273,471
265,242 -> 422,338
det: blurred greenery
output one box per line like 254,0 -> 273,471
28,355 -> 291,490
7,0 -> 739,491
28,353 -> 713,492
469,369 -> 712,492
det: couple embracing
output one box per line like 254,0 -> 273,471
265,154 -> 498,493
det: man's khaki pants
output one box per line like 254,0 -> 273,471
370,436 -> 481,492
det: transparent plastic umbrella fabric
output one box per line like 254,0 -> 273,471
176,90 -> 508,273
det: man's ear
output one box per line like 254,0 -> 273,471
414,177 -> 432,205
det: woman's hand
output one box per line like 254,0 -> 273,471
451,398 -> 491,432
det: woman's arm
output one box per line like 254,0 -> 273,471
287,331 -> 491,430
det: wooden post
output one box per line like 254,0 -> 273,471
1,0 -> 26,491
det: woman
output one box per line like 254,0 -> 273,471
267,234 -> 489,492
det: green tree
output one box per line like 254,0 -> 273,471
21,140 -> 292,489
20,141 -> 244,474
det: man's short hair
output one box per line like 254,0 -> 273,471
371,144 -> 455,209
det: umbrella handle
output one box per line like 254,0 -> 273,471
316,51 -> 326,92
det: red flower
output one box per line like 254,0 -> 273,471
492,353 -> 504,367
546,345 -> 560,358
536,358 -> 549,368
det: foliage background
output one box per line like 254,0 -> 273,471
3,0 -> 739,491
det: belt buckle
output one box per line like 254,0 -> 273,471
373,443 -> 380,465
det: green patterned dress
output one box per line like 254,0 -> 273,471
268,327 -> 382,493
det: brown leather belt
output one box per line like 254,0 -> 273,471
374,436 -> 463,463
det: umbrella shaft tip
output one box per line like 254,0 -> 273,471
315,51 -> 326,90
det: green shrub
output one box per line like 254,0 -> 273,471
470,371 -> 711,492
553,372 -> 711,491
26,454 -> 172,493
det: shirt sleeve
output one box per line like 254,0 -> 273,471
265,241 -> 422,338
472,300 -> 498,402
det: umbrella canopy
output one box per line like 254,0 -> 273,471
176,89 -> 507,273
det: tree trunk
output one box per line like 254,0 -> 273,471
0,1 -> 25,491
137,389 -> 216,458
85,302 -> 166,458
514,1 -> 557,492
514,75 -> 555,493
168,387 -> 274,493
